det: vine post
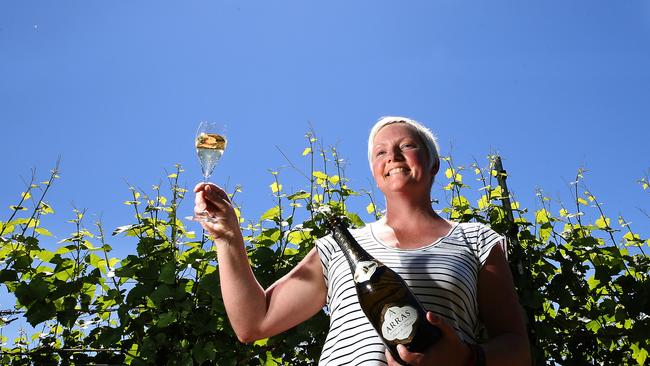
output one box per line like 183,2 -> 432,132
493,155 -> 543,366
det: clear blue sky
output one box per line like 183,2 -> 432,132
1,0 -> 649,344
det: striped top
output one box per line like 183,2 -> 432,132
315,221 -> 505,366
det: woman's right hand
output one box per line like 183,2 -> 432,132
193,182 -> 242,245
194,182 -> 326,344
385,312 -> 472,366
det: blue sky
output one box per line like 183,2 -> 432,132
1,0 -> 649,345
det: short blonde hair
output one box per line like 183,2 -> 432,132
367,116 -> 440,175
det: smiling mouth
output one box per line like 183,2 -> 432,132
385,167 -> 409,177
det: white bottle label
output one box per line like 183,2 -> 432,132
381,305 -> 418,341
354,260 -> 378,283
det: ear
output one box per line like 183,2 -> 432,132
430,159 -> 440,177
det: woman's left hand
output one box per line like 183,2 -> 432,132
385,312 -> 472,366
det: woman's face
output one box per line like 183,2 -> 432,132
370,123 -> 433,195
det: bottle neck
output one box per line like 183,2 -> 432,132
330,222 -> 374,265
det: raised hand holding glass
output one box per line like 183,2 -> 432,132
187,121 -> 227,222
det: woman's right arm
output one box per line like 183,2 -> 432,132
195,183 -> 327,343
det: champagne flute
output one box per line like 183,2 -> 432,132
187,121 -> 227,222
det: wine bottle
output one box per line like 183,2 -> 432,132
324,215 -> 442,365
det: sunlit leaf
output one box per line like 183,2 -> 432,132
286,229 -> 312,244
347,212 -> 364,228
270,182 -> 282,193
264,351 -> 283,366
535,209 -> 551,224
587,276 -> 601,290
287,191 -> 310,200
260,206 -> 280,221
283,247 -> 298,256
631,342 -> 648,365
112,224 -> 135,236
254,338 -> 269,346
477,195 -> 489,209
33,249 -> 54,263
490,186 -> 504,198
0,223 -> 15,234
54,246 -> 72,255
39,202 -> 54,214
623,232 -> 638,241
585,320 -> 600,333
595,216 -> 610,229
81,240 -> 96,250
302,147 -> 312,156
451,196 -> 470,208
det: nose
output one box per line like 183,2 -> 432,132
386,147 -> 405,162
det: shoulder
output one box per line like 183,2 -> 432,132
450,221 -> 486,240
452,222 -> 501,239
448,222 -> 505,258
315,223 -> 373,258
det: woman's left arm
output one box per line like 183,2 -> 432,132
477,244 -> 531,366
385,243 -> 531,366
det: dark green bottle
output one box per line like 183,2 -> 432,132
325,215 -> 442,365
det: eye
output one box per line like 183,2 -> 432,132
375,150 -> 386,157
401,143 -> 417,149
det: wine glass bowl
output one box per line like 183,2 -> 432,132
187,121 -> 227,222
196,126 -> 227,181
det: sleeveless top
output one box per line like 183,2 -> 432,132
315,221 -> 505,365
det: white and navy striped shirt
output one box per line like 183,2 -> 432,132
315,221 -> 505,366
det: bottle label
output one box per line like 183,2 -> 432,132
353,261 -> 379,283
381,305 -> 418,342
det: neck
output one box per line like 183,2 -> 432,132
383,193 -> 440,228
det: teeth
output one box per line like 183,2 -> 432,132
386,168 -> 407,176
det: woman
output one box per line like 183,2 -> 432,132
194,116 -> 531,365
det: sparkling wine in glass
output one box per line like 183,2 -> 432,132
187,121 -> 227,222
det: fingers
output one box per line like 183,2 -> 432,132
193,182 -> 229,202
194,182 -> 206,192
385,313 -> 465,366
385,345 -> 421,366
384,349 -> 398,366
203,184 -> 231,204
426,312 -> 457,340
195,184 -> 231,206
396,344 -> 423,365
194,184 -> 231,211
